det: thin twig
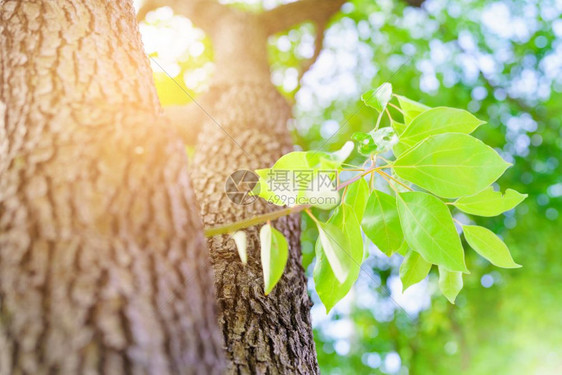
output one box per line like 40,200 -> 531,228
298,23 -> 326,81
205,165 -> 380,237
388,102 -> 404,114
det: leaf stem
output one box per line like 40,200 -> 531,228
388,102 -> 404,114
341,162 -> 364,169
337,165 -> 380,190
341,168 -> 365,172
378,170 -> 397,193
368,156 -> 375,189
378,155 -> 393,165
205,166 -> 380,237
377,169 -> 413,192
304,208 -> 318,223
342,185 -> 349,201
374,109 -> 384,131
204,205 -> 308,237
385,107 -> 394,123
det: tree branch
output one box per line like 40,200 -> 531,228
404,0 -> 425,7
138,0 -> 233,36
259,0 -> 347,36
204,165 -> 380,237
298,21 -> 326,81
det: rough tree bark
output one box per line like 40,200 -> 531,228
140,1 -> 346,374
0,1 -> 224,374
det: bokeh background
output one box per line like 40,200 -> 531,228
136,0 -> 562,373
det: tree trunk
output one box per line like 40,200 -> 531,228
0,1 -> 224,374
191,82 -> 318,375
188,10 -> 319,375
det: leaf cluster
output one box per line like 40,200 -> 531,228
236,83 -> 525,309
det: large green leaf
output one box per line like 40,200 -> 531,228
399,250 -> 432,292
393,133 -> 511,198
453,187 -> 527,217
396,240 -> 409,256
396,192 -> 468,273
438,266 -> 463,304
361,189 -> 404,256
343,178 -> 370,221
463,225 -> 521,268
316,221 -> 355,283
255,150 -> 341,208
391,118 -> 407,136
260,224 -> 289,295
362,82 -> 392,113
395,95 -> 431,124
314,204 -> 363,312
394,107 -> 485,155
269,150 -> 340,171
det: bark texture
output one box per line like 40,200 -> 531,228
190,81 -> 317,375
140,0 -> 347,373
184,6 -> 325,375
0,1 -> 224,374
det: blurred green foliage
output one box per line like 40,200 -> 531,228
144,0 -> 562,373
289,0 -> 562,373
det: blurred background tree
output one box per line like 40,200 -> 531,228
138,0 -> 562,373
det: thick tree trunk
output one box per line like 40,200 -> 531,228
187,10 -> 319,375
0,1 -> 224,374
190,82 -> 318,375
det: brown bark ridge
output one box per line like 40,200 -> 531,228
141,1 -> 342,374
0,1 -> 224,374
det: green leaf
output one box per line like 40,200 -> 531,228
343,178 -> 370,221
315,220 -> 355,283
396,192 -> 468,273
368,127 -> 398,153
438,266 -> 463,304
361,190 -> 404,256
463,225 -> 521,268
395,95 -> 431,124
396,240 -> 409,256
394,107 -> 485,156
352,131 -> 378,156
314,204 -> 363,312
391,118 -> 407,136
232,231 -> 248,264
453,187 -> 527,217
260,224 -> 289,295
388,171 -> 412,193
393,133 -> 511,198
331,141 -> 354,164
399,250 -> 432,292
255,151 -> 315,206
362,82 -> 392,113
255,150 -> 340,208
352,128 -> 398,155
